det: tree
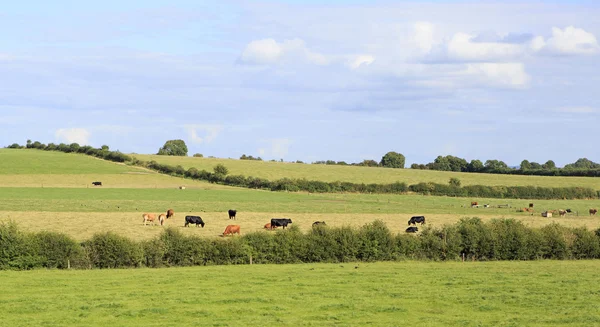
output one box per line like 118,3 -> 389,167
157,139 -> 188,156
357,159 -> 379,167
484,159 -> 508,171
380,151 -> 406,168
213,164 -> 229,176
530,162 -> 542,169
449,177 -> 461,187
520,160 -> 532,170
467,159 -> 484,172
193,153 -> 204,158
542,160 -> 556,170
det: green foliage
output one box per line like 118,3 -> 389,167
213,163 -> 229,176
449,177 -> 461,187
157,139 -> 188,156
35,231 -> 84,269
193,153 -> 204,158
0,221 -> 42,270
380,152 -> 405,168
83,232 -> 143,268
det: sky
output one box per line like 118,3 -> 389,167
1,0 -> 599,167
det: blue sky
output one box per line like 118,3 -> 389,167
1,1 -> 599,166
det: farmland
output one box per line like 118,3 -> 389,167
1,149 -> 599,241
133,153 -> 600,189
1,261 -> 600,326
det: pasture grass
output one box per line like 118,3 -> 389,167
1,187 -> 599,240
134,154 -> 600,189
1,261 -> 600,326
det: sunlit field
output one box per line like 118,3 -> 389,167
134,153 -> 600,189
1,261 -> 600,326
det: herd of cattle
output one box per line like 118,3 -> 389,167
141,208 -> 426,235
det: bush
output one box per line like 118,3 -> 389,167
83,232 -> 143,268
36,231 -> 84,269
213,164 -> 229,176
357,220 -> 394,261
0,222 -> 43,270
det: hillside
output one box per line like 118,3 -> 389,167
133,154 -> 600,190
0,149 -> 227,189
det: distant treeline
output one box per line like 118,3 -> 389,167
3,218 -> 600,270
5,141 -> 599,199
410,155 -> 600,177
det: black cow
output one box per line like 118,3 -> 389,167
406,226 -> 418,233
184,215 -> 205,228
92,181 -> 102,186
312,221 -> 326,227
408,216 -> 426,225
271,218 -> 293,229
566,208 -> 572,213
228,209 -> 237,220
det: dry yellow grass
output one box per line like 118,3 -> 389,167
3,210 -> 599,241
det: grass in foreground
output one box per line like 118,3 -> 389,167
1,261 -> 599,326
134,153 -> 600,189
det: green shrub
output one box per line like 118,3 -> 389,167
571,227 -> 600,259
35,231 -> 84,269
83,232 -> 143,268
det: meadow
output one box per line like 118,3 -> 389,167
134,153 -> 600,189
1,261 -> 599,326
1,149 -> 599,240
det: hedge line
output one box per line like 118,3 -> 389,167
3,218 -> 600,270
6,142 -> 600,199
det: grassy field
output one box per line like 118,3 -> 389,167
134,153 -> 600,189
1,187 -> 599,240
0,149 -> 229,189
1,261 -> 600,326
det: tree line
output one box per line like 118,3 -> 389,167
3,218 -> 600,270
5,140 -> 599,199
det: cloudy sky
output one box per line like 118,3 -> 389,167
1,0 -> 599,166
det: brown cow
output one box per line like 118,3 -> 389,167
471,201 -> 478,208
223,225 -> 241,236
264,223 -> 279,230
143,213 -> 156,226
158,214 -> 166,226
166,209 -> 174,219
590,208 -> 598,216
558,209 -> 567,217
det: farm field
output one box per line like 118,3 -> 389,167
1,261 -> 600,326
1,187 -> 599,240
1,149 -> 600,240
134,153 -> 600,189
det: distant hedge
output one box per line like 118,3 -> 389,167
5,141 -> 600,199
3,218 -> 600,270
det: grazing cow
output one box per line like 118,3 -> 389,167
179,186 -> 186,190
270,218 -> 293,229
471,201 -> 478,208
559,209 -> 567,217
158,214 -> 166,226
142,213 -> 156,226
223,225 -> 241,236
184,215 -> 205,227
312,221 -> 326,227
408,216 -> 426,225
406,226 -> 419,233
92,181 -> 102,186
166,209 -> 174,219
529,203 -> 534,208
566,208 -> 573,213
228,209 -> 237,220
590,209 -> 598,216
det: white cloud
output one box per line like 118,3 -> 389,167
55,128 -> 90,145
185,124 -> 223,144
463,63 -> 530,88
544,26 -> 599,55
555,106 -> 599,113
240,38 -> 330,65
413,22 -> 436,54
446,33 -> 525,61
347,55 -> 375,69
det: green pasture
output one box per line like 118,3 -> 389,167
1,187 -> 599,240
134,153 -> 600,189
1,261 -> 600,326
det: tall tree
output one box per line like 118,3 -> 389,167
380,151 -> 406,168
157,139 -> 188,156
542,160 -> 556,170
520,160 -> 532,170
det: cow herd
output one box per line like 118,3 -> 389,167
141,209 -> 428,235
